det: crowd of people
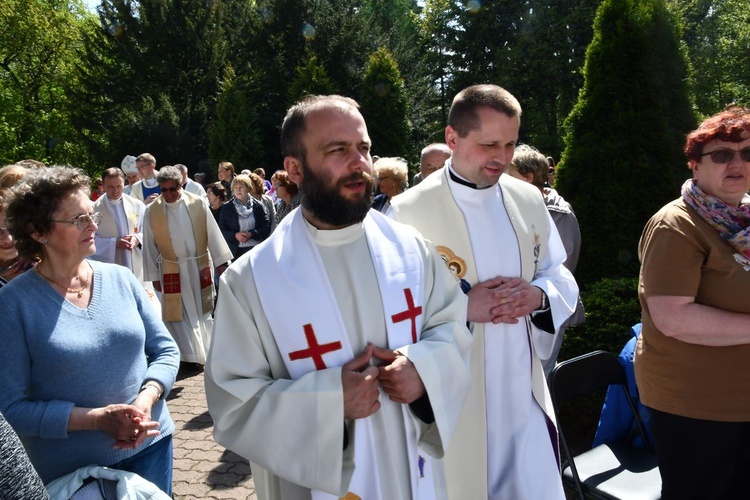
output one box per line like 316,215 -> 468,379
0,85 -> 748,500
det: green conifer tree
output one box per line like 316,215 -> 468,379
287,49 -> 336,106
556,0 -> 696,285
360,47 -> 412,160
208,66 -> 264,170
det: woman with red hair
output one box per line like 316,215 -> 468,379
636,107 -> 750,499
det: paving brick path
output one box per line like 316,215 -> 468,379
168,369 -> 257,499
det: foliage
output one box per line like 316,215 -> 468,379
360,47 -> 412,161
287,49 -> 337,106
412,0 -> 457,144
556,0 -> 696,286
513,0 -> 602,156
73,0 -> 228,169
4,0 -> 749,187
674,0 -> 750,115
0,0 -> 92,168
560,277 -> 641,361
208,66 -> 264,171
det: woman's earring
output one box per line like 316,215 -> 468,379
41,239 -> 47,245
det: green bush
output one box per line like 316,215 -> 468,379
559,277 -> 641,361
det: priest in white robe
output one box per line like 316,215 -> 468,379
92,168 -> 146,279
143,166 -> 232,365
392,85 -> 580,500
205,95 -> 472,500
92,167 -> 161,316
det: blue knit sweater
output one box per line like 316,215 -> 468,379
0,259 -> 180,484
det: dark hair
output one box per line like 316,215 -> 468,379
447,85 -> 522,137
271,170 -> 299,196
101,167 -> 124,182
280,95 -> 360,159
685,107 -> 750,162
206,182 -> 227,202
5,166 -> 90,260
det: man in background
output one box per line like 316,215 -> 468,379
412,143 -> 451,186
130,153 -> 161,204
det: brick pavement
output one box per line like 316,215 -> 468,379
167,368 -> 257,499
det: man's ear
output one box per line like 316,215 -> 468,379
445,126 -> 458,150
284,156 -> 303,185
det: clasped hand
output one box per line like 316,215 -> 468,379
467,276 -> 543,324
98,403 -> 160,450
342,344 -> 425,420
235,231 -> 251,243
116,234 -> 137,250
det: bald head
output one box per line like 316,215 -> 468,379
419,143 -> 451,179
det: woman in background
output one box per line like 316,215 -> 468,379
372,157 -> 408,214
271,170 -> 299,224
206,182 -> 228,225
636,107 -> 750,499
219,174 -> 271,258
0,166 -> 179,494
249,172 -> 277,233
217,161 -> 236,194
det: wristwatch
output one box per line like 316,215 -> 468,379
535,290 -> 549,312
140,381 -> 163,400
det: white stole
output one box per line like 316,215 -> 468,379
251,209 -> 434,500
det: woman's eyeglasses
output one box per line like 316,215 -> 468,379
51,212 -> 103,231
701,147 -> 750,164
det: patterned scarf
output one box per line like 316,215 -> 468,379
232,197 -> 255,218
681,178 -> 750,259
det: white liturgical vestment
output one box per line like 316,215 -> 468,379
143,195 -> 232,363
392,165 -> 579,500
205,209 -> 472,500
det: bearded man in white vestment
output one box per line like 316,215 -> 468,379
143,166 -> 232,365
392,84 -> 580,500
204,95 -> 472,500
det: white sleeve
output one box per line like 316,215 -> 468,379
529,212 -> 580,359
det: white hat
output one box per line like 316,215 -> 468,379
121,155 -> 138,175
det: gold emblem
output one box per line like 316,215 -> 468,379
436,245 -> 467,282
340,493 -> 361,500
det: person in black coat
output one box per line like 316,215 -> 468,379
219,175 -> 271,258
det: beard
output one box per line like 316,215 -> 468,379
299,159 -> 375,227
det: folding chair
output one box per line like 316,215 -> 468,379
548,350 -> 661,500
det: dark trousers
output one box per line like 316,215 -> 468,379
648,407 -> 750,500
112,434 -> 173,496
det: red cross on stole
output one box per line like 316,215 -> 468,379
390,288 -> 423,343
162,273 -> 181,293
288,324 -> 343,370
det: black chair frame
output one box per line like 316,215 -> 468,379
548,350 -> 660,500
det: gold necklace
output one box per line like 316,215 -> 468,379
36,266 -> 89,298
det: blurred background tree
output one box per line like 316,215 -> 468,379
2,0 -> 748,303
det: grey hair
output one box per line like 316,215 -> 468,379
156,166 -> 183,185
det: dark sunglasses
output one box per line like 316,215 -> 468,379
701,147 -> 750,164
160,187 -> 180,193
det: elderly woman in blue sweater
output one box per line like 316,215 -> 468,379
0,166 -> 180,494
